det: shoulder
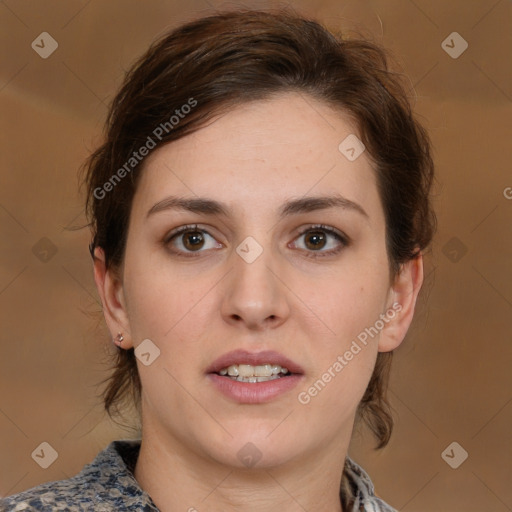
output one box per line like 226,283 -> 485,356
1,473 -> 92,512
1,440 -> 157,512
343,456 -> 398,512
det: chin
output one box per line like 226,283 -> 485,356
203,423 -> 304,470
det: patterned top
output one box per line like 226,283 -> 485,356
1,440 -> 397,511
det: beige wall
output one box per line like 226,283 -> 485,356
1,1 -> 511,510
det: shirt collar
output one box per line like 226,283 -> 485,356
84,439 -> 395,511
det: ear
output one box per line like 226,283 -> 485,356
93,246 -> 133,349
378,252 -> 424,352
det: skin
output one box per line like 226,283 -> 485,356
93,92 -> 423,512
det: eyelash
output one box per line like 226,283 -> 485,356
164,223 -> 349,259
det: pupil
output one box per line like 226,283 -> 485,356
305,231 -> 326,250
184,231 -> 204,250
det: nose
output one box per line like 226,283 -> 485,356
220,244 -> 290,331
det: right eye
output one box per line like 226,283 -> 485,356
164,224 -> 223,257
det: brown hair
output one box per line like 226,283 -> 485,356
82,8 -> 435,449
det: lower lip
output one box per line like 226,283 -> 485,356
207,373 -> 304,404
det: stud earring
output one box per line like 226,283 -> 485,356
113,332 -> 124,347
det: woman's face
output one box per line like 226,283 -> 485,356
104,92 -> 415,469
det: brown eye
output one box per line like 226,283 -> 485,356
182,230 -> 205,251
165,225 -> 222,256
292,225 -> 348,258
303,230 -> 327,250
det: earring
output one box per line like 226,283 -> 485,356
113,332 -> 124,347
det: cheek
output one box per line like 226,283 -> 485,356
123,255 -> 216,348
301,261 -> 390,344
294,262 -> 388,407
299,350 -> 378,426
297,277 -> 383,413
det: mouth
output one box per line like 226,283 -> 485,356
206,349 -> 304,381
215,363 -> 292,383
206,349 -> 304,403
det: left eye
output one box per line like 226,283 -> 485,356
291,225 -> 347,255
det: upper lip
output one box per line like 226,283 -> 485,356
206,349 -> 304,375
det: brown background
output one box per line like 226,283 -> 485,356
0,1 -> 511,510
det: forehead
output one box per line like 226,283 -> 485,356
133,92 -> 381,220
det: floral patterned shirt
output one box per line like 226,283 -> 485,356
1,440 -> 397,511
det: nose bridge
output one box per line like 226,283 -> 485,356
221,234 -> 289,328
232,234 -> 278,302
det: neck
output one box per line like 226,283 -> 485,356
133,422 -> 349,512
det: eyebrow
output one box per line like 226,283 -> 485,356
146,194 -> 368,220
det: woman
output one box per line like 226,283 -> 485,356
2,8 -> 435,512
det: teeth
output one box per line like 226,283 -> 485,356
235,375 -> 281,382
227,365 -> 239,376
238,364 -> 255,377
218,363 -> 290,378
